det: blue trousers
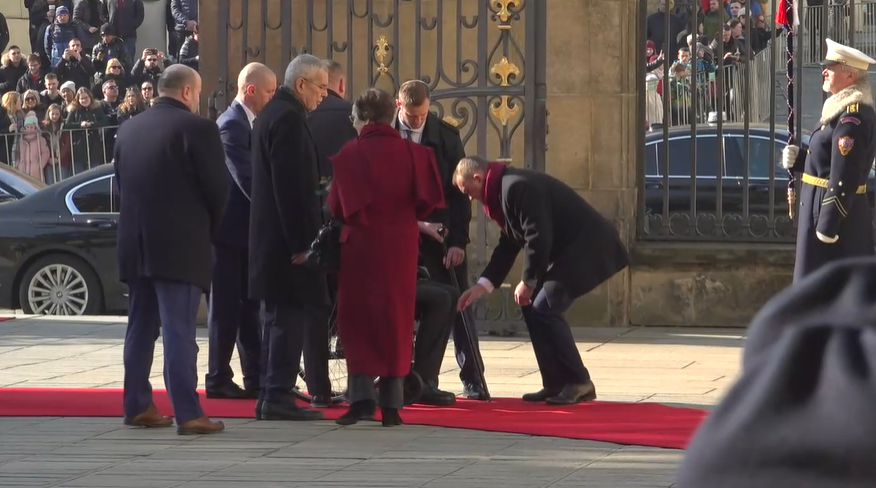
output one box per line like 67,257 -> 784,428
206,245 -> 261,390
123,277 -> 204,424
521,277 -> 591,390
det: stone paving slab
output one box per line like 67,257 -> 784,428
0,315 -> 741,486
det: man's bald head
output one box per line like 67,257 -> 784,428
158,64 -> 202,112
236,62 -> 277,115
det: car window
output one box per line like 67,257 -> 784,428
728,136 -> 788,180
658,136 -> 724,177
71,177 -> 112,213
644,143 -> 659,176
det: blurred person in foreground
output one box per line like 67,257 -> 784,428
782,38 -> 876,282
248,54 -> 331,420
455,157 -> 629,405
328,88 -> 444,427
205,62 -> 276,400
677,256 -> 876,488
115,64 -> 228,435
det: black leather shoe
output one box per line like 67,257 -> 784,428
206,383 -> 255,400
545,382 -> 597,405
255,399 -> 325,420
310,395 -> 332,408
521,387 -> 562,402
417,387 -> 456,406
336,400 -> 376,426
381,407 -> 403,427
462,383 -> 487,401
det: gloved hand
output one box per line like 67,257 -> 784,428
782,145 -> 799,170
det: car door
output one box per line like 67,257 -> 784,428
727,135 -> 789,216
659,135 -> 739,216
66,175 -> 121,306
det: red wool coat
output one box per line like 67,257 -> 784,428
328,123 -> 444,377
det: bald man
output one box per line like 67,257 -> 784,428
205,63 -> 276,400
115,64 -> 229,435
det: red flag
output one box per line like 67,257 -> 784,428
776,0 -> 800,27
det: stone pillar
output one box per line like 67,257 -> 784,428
544,0 -> 638,326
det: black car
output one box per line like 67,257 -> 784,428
0,164 -> 126,315
643,123 -> 876,238
0,163 -> 45,203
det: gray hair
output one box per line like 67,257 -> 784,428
453,156 -> 491,181
283,54 -> 325,89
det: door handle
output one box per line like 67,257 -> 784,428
87,218 -> 117,230
748,185 -> 770,192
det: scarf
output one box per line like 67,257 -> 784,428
482,161 -> 507,228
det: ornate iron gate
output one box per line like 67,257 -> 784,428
200,0 -> 546,330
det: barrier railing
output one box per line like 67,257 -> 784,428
0,126 -> 118,184
646,46 -> 775,128
774,2 -> 876,66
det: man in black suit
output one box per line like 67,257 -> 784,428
455,157 -> 630,405
393,79 -> 486,403
115,64 -> 227,434
205,62 -> 276,400
249,54 -> 329,421
307,59 -> 356,181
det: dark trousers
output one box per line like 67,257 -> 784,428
412,280 -> 458,386
260,300 -> 330,403
419,240 -> 484,385
521,278 -> 591,390
123,277 -> 204,424
206,245 -> 262,391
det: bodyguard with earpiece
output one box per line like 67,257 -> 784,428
781,38 -> 876,282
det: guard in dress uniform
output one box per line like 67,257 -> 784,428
455,157 -> 630,405
392,79 -> 486,402
783,38 -> 876,282
677,256 -> 876,488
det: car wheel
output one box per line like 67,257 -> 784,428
18,254 -> 103,316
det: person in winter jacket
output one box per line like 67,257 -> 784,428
91,23 -> 130,73
42,102 -> 73,183
0,46 -> 26,95
64,86 -> 107,174
44,6 -> 86,68
14,111 -> 50,181
53,37 -> 96,89
16,54 -> 47,93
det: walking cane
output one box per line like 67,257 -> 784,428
438,227 -> 492,402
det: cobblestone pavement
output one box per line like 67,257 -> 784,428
0,316 -> 744,487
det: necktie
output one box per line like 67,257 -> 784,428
405,130 -> 413,142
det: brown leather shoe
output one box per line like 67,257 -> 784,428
177,416 -> 225,435
123,404 -> 173,428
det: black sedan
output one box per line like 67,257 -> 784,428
0,164 -> 126,315
643,123 -> 876,239
0,162 -> 45,203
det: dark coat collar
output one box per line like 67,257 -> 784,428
326,89 -> 343,100
152,97 -> 192,112
274,86 -> 306,114
392,111 -> 442,147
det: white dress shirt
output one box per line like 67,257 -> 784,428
238,100 -> 256,128
397,117 -> 424,145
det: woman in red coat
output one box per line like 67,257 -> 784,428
328,88 -> 444,426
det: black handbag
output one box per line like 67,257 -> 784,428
305,219 -> 342,272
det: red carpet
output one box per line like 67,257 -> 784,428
0,388 -> 706,449
0,317 -> 13,322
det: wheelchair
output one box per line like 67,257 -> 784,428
292,266 -> 436,406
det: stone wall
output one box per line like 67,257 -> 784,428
0,0 -> 36,51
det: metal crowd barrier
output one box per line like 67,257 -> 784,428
646,46 -> 776,128
0,126 -> 118,184
774,2 -> 876,66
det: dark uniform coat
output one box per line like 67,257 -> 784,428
790,86 -> 876,282
328,123 -> 444,377
393,113 -> 470,251
307,89 -> 356,180
114,97 -> 228,292
248,87 -> 328,305
481,166 -> 630,300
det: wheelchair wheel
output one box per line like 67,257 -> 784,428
292,302 -> 348,405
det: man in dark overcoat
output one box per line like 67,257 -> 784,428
248,54 -> 330,420
205,63 -> 276,400
677,256 -> 876,488
782,38 -> 876,282
307,59 -> 356,181
115,64 -> 227,435
455,157 -> 630,405
393,79 -> 486,403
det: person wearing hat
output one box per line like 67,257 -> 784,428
781,38 -> 876,282
91,23 -> 131,72
676,255 -> 876,488
43,6 -> 86,68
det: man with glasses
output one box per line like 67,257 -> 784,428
249,54 -> 330,421
16,54 -> 46,93
131,48 -> 165,88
